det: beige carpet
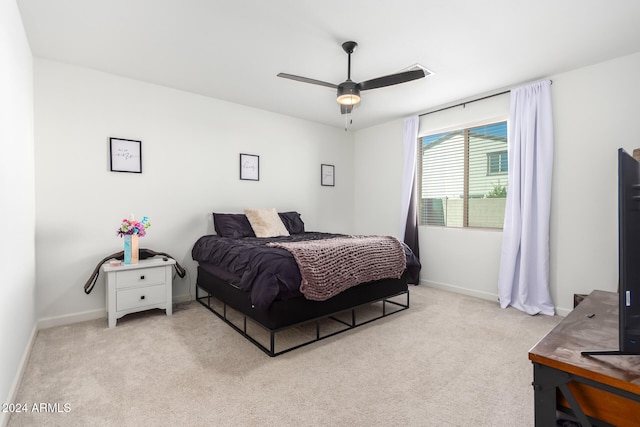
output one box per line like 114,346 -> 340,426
9,286 -> 561,427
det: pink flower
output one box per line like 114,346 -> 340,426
116,216 -> 151,237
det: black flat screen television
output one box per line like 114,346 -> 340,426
583,148 -> 640,356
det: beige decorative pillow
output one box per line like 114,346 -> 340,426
244,208 -> 290,238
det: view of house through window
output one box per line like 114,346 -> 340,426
419,121 -> 508,229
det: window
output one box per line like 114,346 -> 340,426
419,121 -> 508,229
487,151 -> 508,175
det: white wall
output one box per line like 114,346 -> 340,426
354,51 -> 640,316
0,0 -> 36,424
34,59 -> 354,326
550,52 -> 640,313
353,120 -> 405,237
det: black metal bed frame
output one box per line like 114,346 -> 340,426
196,286 -> 410,357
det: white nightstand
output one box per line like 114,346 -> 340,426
103,256 -> 177,328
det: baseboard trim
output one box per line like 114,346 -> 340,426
420,279 -> 570,317
37,294 -> 194,330
174,293 -> 192,304
1,323 -> 37,427
421,279 -> 500,303
38,308 -> 106,330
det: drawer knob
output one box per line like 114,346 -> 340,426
140,275 -> 145,280
140,295 -> 145,300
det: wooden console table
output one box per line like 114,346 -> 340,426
529,290 -> 640,426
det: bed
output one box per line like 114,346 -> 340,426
192,210 -> 420,356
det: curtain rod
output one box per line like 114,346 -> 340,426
419,80 -> 552,117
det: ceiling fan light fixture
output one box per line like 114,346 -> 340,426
336,81 -> 361,106
337,92 -> 361,106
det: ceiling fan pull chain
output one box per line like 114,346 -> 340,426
344,110 -> 354,131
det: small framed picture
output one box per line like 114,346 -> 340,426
321,164 -> 335,186
240,153 -> 259,181
110,138 -> 142,173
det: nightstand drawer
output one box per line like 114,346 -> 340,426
116,267 -> 166,289
117,284 -> 166,311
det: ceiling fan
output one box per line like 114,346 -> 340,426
277,41 -> 426,117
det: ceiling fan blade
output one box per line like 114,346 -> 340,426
277,73 -> 338,89
358,69 -> 426,91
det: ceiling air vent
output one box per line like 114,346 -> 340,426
401,63 -> 434,77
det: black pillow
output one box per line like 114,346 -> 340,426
278,211 -> 305,234
213,213 -> 256,238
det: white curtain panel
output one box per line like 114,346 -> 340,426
498,80 -> 555,315
401,115 -> 419,239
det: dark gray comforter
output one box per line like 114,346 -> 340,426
191,232 -> 420,310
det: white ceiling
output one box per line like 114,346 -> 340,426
16,0 -> 640,131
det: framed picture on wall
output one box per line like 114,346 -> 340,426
240,153 -> 259,181
321,164 -> 335,186
110,138 -> 142,173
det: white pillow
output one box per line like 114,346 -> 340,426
244,208 -> 290,238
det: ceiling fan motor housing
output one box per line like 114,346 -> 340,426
336,80 -> 361,105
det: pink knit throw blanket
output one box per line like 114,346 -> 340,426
268,236 -> 406,301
